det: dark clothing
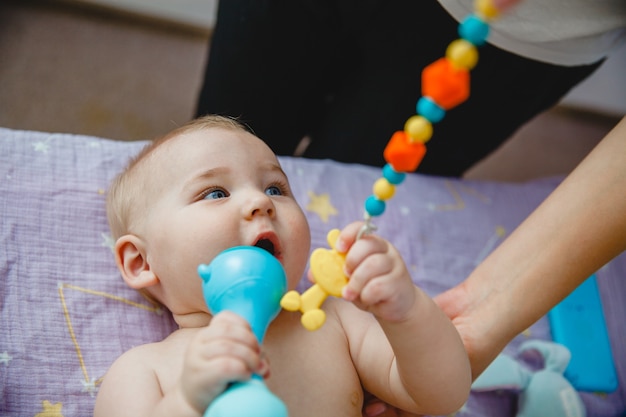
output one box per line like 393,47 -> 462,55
196,0 -> 603,176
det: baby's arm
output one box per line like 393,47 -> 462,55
337,222 -> 471,415
94,312 -> 267,417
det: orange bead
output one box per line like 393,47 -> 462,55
383,131 -> 427,173
422,58 -> 470,110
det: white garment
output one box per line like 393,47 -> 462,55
438,0 -> 626,65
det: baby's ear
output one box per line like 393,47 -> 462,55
114,235 -> 158,289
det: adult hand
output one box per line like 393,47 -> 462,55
359,278 -> 501,417
433,280 -> 507,379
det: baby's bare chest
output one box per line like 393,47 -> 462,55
157,316 -> 365,416
263,318 -> 364,416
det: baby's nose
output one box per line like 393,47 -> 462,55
244,193 -> 275,219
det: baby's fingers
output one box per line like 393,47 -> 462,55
195,312 -> 265,375
334,221 -> 366,253
203,312 -> 259,351
342,250 -> 394,303
342,237 -> 390,298
182,313 -> 269,409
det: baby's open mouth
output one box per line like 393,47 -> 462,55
254,238 -> 276,256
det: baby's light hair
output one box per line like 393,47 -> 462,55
106,115 -> 250,239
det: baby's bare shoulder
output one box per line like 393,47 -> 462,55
106,329 -> 194,380
95,330 -> 195,416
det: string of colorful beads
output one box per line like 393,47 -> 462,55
359,0 -> 503,237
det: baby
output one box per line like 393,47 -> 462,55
95,115 -> 471,417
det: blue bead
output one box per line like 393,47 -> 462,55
458,15 -> 490,46
382,164 -> 406,184
365,195 -> 386,217
416,97 -> 446,123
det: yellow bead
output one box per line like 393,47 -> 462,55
373,178 -> 395,201
404,115 -> 433,143
446,39 -> 479,70
475,0 -> 500,20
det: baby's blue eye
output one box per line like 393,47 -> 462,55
203,189 -> 228,200
265,185 -> 283,196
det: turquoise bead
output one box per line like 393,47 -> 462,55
383,163 -> 406,184
459,14 -> 490,46
365,195 -> 386,217
417,97 -> 446,123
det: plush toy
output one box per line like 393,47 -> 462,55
472,340 -> 586,417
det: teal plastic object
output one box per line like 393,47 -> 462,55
548,274 -> 618,392
198,246 -> 289,417
458,14 -> 490,46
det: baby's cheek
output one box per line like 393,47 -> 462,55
285,264 -> 307,291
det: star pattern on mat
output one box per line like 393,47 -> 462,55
57,282 -> 164,396
81,377 -> 98,397
34,400 -> 64,417
101,232 -> 115,251
31,135 -> 60,154
0,351 -> 13,365
306,191 -> 338,223
32,140 -> 51,153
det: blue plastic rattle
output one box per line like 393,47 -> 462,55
197,246 -> 289,417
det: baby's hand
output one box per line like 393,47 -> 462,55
180,312 -> 269,414
336,222 -> 416,322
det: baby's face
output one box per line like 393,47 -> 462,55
138,128 -> 311,315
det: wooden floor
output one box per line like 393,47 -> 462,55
0,0 -> 620,182
0,0 -> 209,141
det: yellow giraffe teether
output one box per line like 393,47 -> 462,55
280,229 -> 348,330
